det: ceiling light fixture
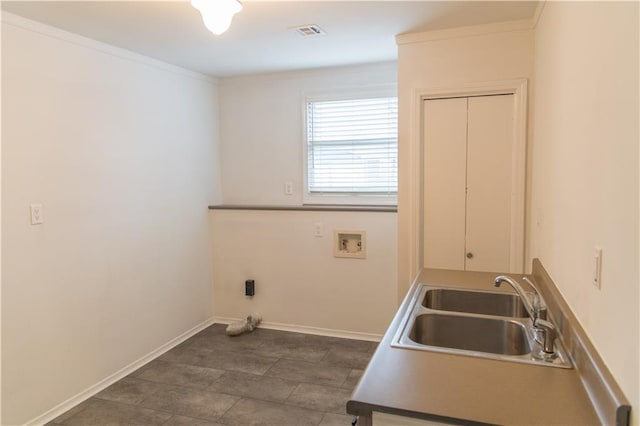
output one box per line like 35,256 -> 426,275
191,0 -> 243,35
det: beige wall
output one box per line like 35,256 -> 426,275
211,210 -> 397,336
1,15 -> 220,425
396,25 -> 534,300
218,62 -> 397,205
529,2 -> 639,422
214,64 -> 398,335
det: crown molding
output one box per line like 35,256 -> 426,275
531,0 -> 547,28
1,11 -> 217,84
396,19 -> 534,46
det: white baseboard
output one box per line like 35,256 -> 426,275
26,318 -> 215,426
214,316 -> 382,342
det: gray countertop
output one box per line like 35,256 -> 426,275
347,268 -> 600,425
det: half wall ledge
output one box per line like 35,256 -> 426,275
208,204 -> 397,213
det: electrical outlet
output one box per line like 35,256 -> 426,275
30,204 -> 43,225
314,222 -> 323,238
593,247 -> 602,289
245,279 -> 255,296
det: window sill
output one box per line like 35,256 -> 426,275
208,204 -> 397,213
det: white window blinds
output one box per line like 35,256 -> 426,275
306,96 -> 398,200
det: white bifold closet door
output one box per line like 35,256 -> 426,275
423,97 -> 468,270
423,94 -> 514,272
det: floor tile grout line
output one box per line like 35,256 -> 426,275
281,381 -> 353,416
49,399 -> 94,426
95,375 -> 246,416
204,369 -> 301,387
200,366 -> 355,407
136,370 -> 227,390
112,375 -> 209,397
197,344 -> 334,361
124,370 -> 355,408
198,352 -> 321,408
102,368 -> 341,419
263,358 -> 354,388
215,394 -> 244,424
338,368 -> 354,388
84,397 -> 177,420
159,349 -> 280,376
158,410 -> 230,425
318,411 -> 330,426
137,388 -> 241,423
259,354 -> 280,377
284,383 -> 301,404
218,396 -> 330,425
262,375 -> 351,389
203,375 -> 306,406
139,358 -> 228,375
279,395 -> 352,417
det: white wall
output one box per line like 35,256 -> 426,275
213,63 -> 398,335
396,24 -> 534,300
211,210 -> 397,336
0,13 -> 4,425
1,14 -> 220,425
529,2 -> 639,422
219,62 -> 397,204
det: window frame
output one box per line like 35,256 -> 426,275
302,85 -> 398,206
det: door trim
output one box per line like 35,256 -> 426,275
414,79 -> 528,273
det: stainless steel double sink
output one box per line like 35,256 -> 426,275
392,284 -> 572,368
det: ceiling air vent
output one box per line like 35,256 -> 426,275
292,24 -> 326,37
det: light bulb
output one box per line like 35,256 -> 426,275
191,0 -> 242,35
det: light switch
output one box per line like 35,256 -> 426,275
30,204 -> 44,225
284,181 -> 293,195
593,247 -> 602,289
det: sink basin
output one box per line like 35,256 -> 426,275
391,284 -> 572,368
423,288 -> 528,318
409,314 -> 530,355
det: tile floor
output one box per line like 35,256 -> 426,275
49,324 -> 377,425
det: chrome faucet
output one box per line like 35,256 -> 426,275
494,275 -> 557,356
494,275 -> 547,322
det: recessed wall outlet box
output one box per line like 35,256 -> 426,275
245,279 -> 255,297
334,230 -> 366,259
30,204 -> 43,225
593,247 -> 602,289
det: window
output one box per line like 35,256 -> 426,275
304,89 -> 398,205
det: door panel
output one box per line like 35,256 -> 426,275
422,98 -> 467,270
465,95 -> 514,272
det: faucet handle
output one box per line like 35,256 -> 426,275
531,293 -> 547,321
534,318 -> 557,354
522,276 -> 548,319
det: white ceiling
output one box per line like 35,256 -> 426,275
1,1 -> 539,77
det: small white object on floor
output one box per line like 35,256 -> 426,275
226,313 -> 262,336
